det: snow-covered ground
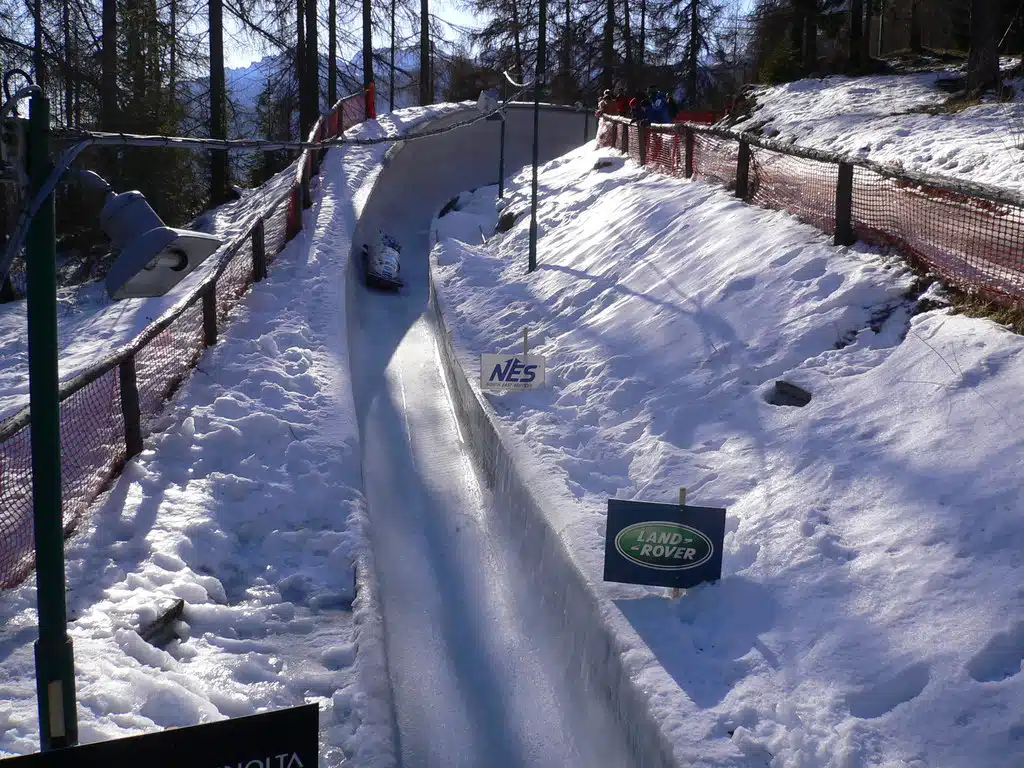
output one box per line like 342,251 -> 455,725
430,144 -> 1024,766
0,104 -> 464,765
733,70 -> 1024,193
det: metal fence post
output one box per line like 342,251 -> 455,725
684,126 -> 695,179
26,91 -> 79,753
736,140 -> 751,199
119,356 -> 143,459
202,286 -> 217,347
834,162 -> 855,246
253,218 -> 267,282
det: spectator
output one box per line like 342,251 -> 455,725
597,89 -> 618,117
615,90 -> 630,116
647,86 -> 671,124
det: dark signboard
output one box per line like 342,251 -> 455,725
0,704 -> 318,768
604,499 -> 726,589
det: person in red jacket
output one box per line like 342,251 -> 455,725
615,90 -> 629,116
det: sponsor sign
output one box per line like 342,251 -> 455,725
480,353 -> 546,391
603,499 -> 725,588
0,704 -> 318,768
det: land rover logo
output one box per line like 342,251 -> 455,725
614,521 -> 713,570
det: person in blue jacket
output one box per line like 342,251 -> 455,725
647,86 -> 671,124
646,86 -> 671,161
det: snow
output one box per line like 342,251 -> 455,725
732,70 -> 1024,193
0,103 -> 465,765
429,143 -> 1024,766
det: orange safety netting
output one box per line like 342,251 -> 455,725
600,117 -> 1024,305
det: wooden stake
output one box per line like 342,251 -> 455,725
670,487 -> 686,600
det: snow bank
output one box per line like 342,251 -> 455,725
429,144 -> 1024,766
0,103 -> 466,766
733,71 -> 1024,193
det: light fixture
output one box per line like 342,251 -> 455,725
102,190 -> 222,299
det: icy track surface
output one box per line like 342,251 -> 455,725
348,109 -> 640,766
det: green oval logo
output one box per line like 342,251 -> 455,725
614,521 -> 713,571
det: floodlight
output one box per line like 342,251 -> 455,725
102,191 -> 222,300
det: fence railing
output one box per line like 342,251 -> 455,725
0,89 -> 372,589
598,115 -> 1024,307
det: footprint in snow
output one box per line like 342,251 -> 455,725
967,622 -> 1024,683
846,662 -> 930,719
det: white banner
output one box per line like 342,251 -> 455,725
480,353 -> 546,391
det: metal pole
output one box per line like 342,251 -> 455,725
499,78 -> 507,199
389,0 -> 396,111
27,94 -> 78,751
528,0 -> 547,273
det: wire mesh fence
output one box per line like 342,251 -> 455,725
750,147 -> 838,235
599,116 -> 1024,307
0,90 -> 369,589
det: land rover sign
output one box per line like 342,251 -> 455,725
604,500 -> 726,588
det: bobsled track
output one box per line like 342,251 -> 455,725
347,107 -> 666,767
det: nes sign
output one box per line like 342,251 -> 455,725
0,704 -> 318,768
480,353 -> 546,391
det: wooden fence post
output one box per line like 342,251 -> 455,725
621,123 -> 630,154
684,127 -> 695,179
736,140 -> 751,199
253,218 -> 266,282
286,185 -> 302,241
118,355 -> 143,459
202,286 -> 217,347
834,162 -> 855,246
301,155 -> 313,209
638,125 -> 647,166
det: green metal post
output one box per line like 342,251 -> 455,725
26,94 -> 78,751
528,0 -> 547,273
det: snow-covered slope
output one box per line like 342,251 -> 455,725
733,70 -> 1024,193
431,144 -> 1024,766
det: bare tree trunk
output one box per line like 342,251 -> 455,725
63,0 -> 72,122
511,0 -> 524,75
864,0 -> 873,61
210,0 -> 229,204
790,0 -> 805,72
169,0 -> 177,93
639,0 -> 645,83
562,0 -> 572,102
966,0 -> 999,92
306,0 -> 319,125
910,0 -> 922,52
686,0 -> 698,106
804,5 -> 817,73
389,0 -> 396,109
362,0 -> 372,100
602,0 -> 615,90
420,0 -> 430,104
328,0 -> 337,104
297,0 -> 307,135
622,0 -> 633,91
33,0 -> 44,87
850,0 -> 863,68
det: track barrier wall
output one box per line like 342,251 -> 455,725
0,90 -> 370,589
599,115 -> 1024,306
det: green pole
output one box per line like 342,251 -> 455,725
528,0 -> 547,273
27,93 -> 78,751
